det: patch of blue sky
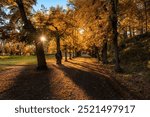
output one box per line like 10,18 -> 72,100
33,0 -> 68,11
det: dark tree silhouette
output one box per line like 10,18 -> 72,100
110,0 -> 122,72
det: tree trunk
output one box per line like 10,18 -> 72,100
16,0 -> 47,70
95,46 -> 99,59
35,41 -> 47,70
92,44 -> 97,58
129,26 -> 132,38
75,48 -> 78,57
72,46 -> 75,58
140,22 -> 144,34
69,50 -> 72,60
1,40 -> 6,56
110,0 -> 122,72
122,28 -> 127,48
144,0 -> 148,33
123,27 -> 128,40
55,33 -> 62,64
97,49 -> 101,62
132,28 -> 135,36
101,40 -> 108,64
64,45 -> 68,62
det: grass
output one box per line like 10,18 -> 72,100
0,56 -> 37,65
0,55 -> 55,71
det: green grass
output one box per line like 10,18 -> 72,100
0,56 -> 37,65
0,55 -> 55,71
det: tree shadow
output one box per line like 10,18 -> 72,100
0,61 -> 141,100
0,66 -> 52,100
67,61 -> 100,73
56,65 -> 123,100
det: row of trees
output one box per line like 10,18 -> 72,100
68,0 -> 150,71
0,0 -> 82,70
0,0 -> 149,71
0,40 -> 35,55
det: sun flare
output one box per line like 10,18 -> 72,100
40,36 -> 46,42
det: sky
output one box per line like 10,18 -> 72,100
33,0 -> 68,11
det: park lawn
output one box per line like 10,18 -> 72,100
0,56 -> 37,65
0,55 -> 55,71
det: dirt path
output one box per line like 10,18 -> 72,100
0,57 -> 134,100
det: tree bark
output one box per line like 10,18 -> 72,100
64,45 -> 68,61
92,44 -> 97,58
110,0 -> 122,72
129,26 -> 132,38
122,27 -> 127,48
123,27 -> 128,39
101,40 -> 108,64
75,48 -> 78,57
132,28 -> 135,36
69,50 -> 72,60
140,24 -> 144,34
144,0 -> 148,33
55,32 -> 62,64
72,46 -> 75,58
97,49 -> 101,62
16,0 -> 47,70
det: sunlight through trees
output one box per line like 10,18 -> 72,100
0,0 -> 150,72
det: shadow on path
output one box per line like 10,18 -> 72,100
67,61 -> 99,73
0,57 -> 140,100
57,64 -> 122,100
67,59 -> 140,100
0,67 -> 52,100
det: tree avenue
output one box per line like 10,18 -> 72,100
0,0 -> 149,72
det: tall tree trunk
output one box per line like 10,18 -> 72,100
132,28 -> 135,36
92,44 -> 97,58
122,27 -> 127,48
69,50 -> 72,60
97,49 -> 101,62
144,0 -> 148,33
64,45 -> 68,62
75,48 -> 77,57
129,26 -> 132,38
95,46 -> 99,59
72,46 -> 75,58
1,40 -> 6,56
16,0 -> 47,70
140,22 -> 144,34
110,0 -> 122,72
123,27 -> 128,40
101,40 -> 108,64
55,33 -> 62,64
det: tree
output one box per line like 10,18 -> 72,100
15,0 -> 47,70
110,0 -> 122,72
0,0 -> 48,70
44,7 -> 75,64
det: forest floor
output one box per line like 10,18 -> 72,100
0,56 -> 147,100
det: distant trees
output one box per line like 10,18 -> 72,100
119,0 -> 150,37
69,0 -> 121,71
68,0 -> 149,72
